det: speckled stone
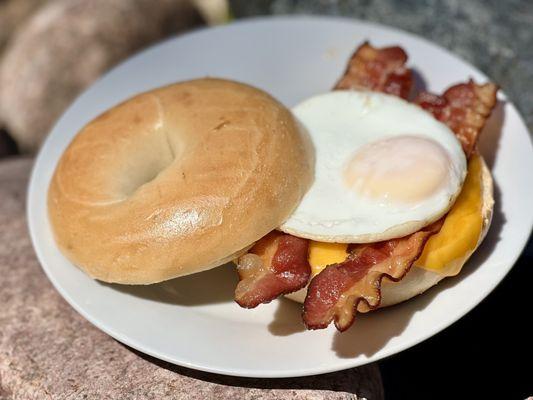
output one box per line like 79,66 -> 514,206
231,0 -> 533,133
0,0 -> 49,52
0,158 -> 384,399
0,0 -> 202,153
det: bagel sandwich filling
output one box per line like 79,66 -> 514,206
235,42 -> 497,332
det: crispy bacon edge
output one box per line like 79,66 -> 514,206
416,80 -> 498,157
334,41 -> 414,99
234,232 -> 311,308
303,220 -> 443,331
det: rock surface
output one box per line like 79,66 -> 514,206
0,0 -> 49,53
0,157 -> 384,399
0,0 -> 202,153
232,0 -> 533,133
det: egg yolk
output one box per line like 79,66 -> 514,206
343,135 -> 451,205
309,154 -> 484,277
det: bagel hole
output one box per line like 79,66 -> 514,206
120,161 -> 170,197
120,131 -> 177,197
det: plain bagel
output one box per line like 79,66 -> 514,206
285,155 -> 494,308
48,78 -> 314,284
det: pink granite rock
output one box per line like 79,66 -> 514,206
0,158 -> 384,399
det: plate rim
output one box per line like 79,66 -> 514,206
27,14 -> 533,378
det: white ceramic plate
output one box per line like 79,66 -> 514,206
28,16 -> 533,378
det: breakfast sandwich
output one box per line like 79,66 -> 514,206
234,42 -> 497,331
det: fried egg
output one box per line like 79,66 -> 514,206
279,90 -> 467,243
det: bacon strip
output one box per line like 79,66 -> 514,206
234,232 -> 311,308
303,220 -> 443,331
416,80 -> 498,157
334,42 -> 413,99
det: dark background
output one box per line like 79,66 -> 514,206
380,241 -> 532,399
231,1 -> 533,398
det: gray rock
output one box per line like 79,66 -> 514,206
0,0 -> 49,53
231,0 -> 533,133
0,0 -> 203,153
0,157 -> 384,399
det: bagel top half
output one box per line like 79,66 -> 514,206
48,78 -> 313,284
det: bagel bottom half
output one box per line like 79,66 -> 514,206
285,154 -> 494,308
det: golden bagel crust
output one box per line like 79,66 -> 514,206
48,78 -> 313,284
285,156 -> 493,306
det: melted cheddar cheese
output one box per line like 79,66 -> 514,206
414,154 -> 484,276
308,154 -> 484,277
308,241 -> 349,276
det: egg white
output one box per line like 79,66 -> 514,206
279,90 -> 467,243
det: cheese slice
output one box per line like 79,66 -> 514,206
414,154 -> 484,276
308,241 -> 348,276
307,154 -> 484,277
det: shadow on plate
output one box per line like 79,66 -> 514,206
478,99 -> 505,170
264,285 -> 440,358
268,298 -> 307,336
410,68 -> 427,97
266,286 -> 439,359
100,263 -> 238,306
331,284 -> 441,358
